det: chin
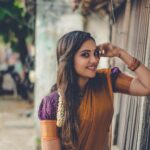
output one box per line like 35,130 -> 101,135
85,72 -> 97,78
77,70 -> 97,79
88,74 -> 96,78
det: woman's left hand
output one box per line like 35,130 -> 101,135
97,43 -> 122,58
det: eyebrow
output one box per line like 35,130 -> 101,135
80,48 -> 98,53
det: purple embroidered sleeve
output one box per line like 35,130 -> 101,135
110,67 -> 121,92
38,91 -> 59,120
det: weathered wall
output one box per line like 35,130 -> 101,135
35,0 -> 110,149
35,0 -> 84,147
111,0 -> 150,149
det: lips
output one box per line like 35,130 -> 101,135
87,66 -> 97,71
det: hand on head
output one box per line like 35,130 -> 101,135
97,43 -> 122,58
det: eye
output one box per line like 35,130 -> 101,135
94,49 -> 100,58
81,52 -> 89,58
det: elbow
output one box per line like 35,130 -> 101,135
148,90 -> 150,96
145,88 -> 150,96
142,83 -> 150,96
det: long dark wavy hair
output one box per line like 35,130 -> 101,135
51,31 -> 95,149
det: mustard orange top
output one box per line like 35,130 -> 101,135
77,68 -> 115,150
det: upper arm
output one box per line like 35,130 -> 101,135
111,67 -> 133,94
40,120 -> 61,150
38,92 -> 61,150
42,139 -> 61,150
111,67 -> 150,96
129,78 -> 150,96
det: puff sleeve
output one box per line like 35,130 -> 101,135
38,91 -> 59,120
111,67 -> 133,94
38,91 -> 59,141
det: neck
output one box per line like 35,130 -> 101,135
78,77 -> 89,91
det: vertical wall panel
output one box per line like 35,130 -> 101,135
112,0 -> 150,149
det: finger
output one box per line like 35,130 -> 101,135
101,49 -> 105,55
97,44 -> 104,49
98,49 -> 106,57
100,49 -> 105,55
97,45 -> 102,51
97,43 -> 109,50
99,50 -> 102,55
97,45 -> 106,52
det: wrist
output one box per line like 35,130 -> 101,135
117,48 -> 133,65
128,57 -> 141,71
117,48 -> 125,58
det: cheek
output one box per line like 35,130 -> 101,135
74,56 -> 87,73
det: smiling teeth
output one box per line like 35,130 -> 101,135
88,67 -> 96,70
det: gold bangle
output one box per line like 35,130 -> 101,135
128,57 -> 141,71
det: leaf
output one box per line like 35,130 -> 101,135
0,9 -> 6,21
14,0 -> 25,9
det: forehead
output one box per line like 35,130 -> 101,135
77,39 -> 96,52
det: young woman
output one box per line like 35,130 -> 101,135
38,31 -> 150,150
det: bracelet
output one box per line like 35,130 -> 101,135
128,57 -> 141,71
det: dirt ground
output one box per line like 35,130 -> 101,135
0,96 -> 35,150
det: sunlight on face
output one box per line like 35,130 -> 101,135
74,39 -> 100,80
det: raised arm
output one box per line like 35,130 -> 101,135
118,49 -> 150,96
98,43 -> 150,96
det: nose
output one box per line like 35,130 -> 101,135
90,54 -> 99,64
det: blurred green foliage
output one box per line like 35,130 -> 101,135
0,0 -> 35,63
14,0 -> 25,9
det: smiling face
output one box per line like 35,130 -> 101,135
74,39 -> 100,80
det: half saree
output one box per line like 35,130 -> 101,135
38,67 -> 133,150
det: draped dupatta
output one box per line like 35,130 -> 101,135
77,68 -> 114,150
